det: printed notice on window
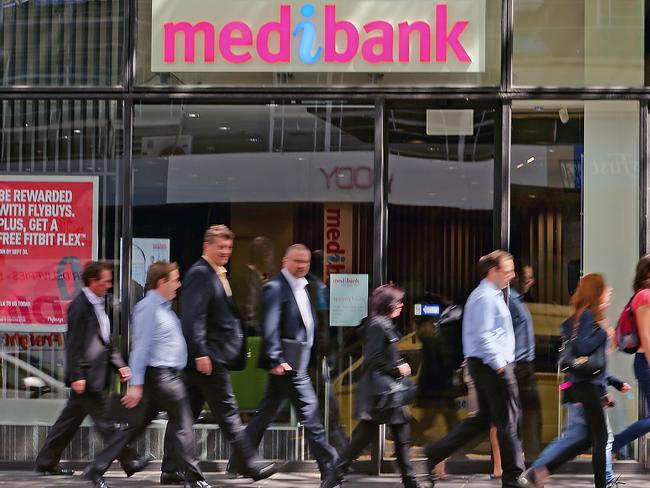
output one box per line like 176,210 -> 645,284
0,176 -> 98,332
329,274 -> 368,327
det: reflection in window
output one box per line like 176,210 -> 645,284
1,1 -> 125,86
513,0 -> 644,87
132,102 -> 374,443
511,100 -> 640,459
0,99 -> 123,460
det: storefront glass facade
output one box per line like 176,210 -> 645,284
0,0 -> 649,470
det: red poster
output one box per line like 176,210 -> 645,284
0,176 -> 98,331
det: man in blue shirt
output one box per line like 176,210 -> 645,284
509,265 -> 542,461
84,262 -> 210,488
425,250 -> 525,488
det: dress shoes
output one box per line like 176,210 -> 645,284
122,453 -> 154,477
320,471 -> 343,488
160,470 -> 186,485
184,481 -> 212,488
240,462 -> 277,481
224,461 -> 240,478
84,470 -> 111,488
35,464 -> 75,476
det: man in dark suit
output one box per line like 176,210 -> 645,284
34,261 -> 147,477
229,244 -> 337,480
161,225 -> 275,484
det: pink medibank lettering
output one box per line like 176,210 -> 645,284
163,3 -> 471,66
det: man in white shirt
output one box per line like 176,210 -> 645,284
229,244 -> 337,480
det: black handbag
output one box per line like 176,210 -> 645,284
373,376 -> 418,413
558,322 -> 607,378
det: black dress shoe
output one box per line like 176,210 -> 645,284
85,472 -> 111,488
160,471 -> 185,485
184,481 -> 212,488
224,461 -> 240,478
240,462 -> 277,481
320,471 -> 343,488
35,464 -> 75,476
122,453 -> 154,477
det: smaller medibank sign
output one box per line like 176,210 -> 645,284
152,0 -> 485,73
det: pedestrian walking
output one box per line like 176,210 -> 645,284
518,273 -> 611,488
83,262 -> 210,488
34,261 -> 148,479
612,255 -> 650,454
321,284 -> 422,488
161,225 -> 275,483
424,250 -> 525,488
229,244 -> 338,480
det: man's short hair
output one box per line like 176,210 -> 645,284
477,250 -> 513,279
82,261 -> 112,287
284,243 -> 311,257
203,224 -> 235,244
146,261 -> 179,290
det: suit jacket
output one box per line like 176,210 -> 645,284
258,272 -> 318,370
355,315 -> 410,424
64,290 -> 126,392
181,257 -> 247,371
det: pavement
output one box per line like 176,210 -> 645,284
0,471 -> 649,488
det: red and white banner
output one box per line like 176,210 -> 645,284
0,176 -> 98,332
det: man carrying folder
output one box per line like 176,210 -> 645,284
229,244 -> 337,480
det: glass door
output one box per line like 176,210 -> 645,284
383,101 -> 498,465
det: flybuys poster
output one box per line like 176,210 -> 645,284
0,176 -> 98,332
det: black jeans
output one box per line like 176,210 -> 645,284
229,372 -> 337,476
339,420 -> 416,483
545,381 -> 607,488
87,368 -> 204,482
424,359 -> 525,488
35,390 -> 138,470
162,365 -> 261,474
514,361 -> 542,460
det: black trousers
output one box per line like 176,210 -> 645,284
340,420 -> 416,482
425,359 -> 525,488
229,372 -> 337,476
544,382 -> 607,488
87,368 -> 203,482
514,361 -> 542,460
162,365 -> 261,474
34,390 -> 137,470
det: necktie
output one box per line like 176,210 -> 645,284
218,269 -> 233,297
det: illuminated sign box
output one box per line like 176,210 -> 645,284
152,0 -> 486,73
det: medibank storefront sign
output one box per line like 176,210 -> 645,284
152,0 -> 485,73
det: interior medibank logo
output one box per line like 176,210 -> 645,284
158,1 -> 483,71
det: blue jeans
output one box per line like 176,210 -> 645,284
612,353 -> 650,452
532,403 -> 615,483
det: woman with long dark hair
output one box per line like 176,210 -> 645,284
519,274 -> 610,488
612,256 -> 650,453
321,284 -> 421,488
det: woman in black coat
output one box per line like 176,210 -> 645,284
321,284 -> 422,488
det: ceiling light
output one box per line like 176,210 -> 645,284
188,113 -> 199,118
527,157 -> 535,164
218,126 -> 230,131
559,107 -> 569,124
516,163 -> 524,169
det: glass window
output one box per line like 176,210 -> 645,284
136,0 -> 501,87
0,1 -> 125,86
0,99 -> 123,461
386,104 -> 497,455
511,100 -> 640,459
132,101 -> 374,458
513,0 -> 644,87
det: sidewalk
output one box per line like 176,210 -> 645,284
0,471 -> 648,488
